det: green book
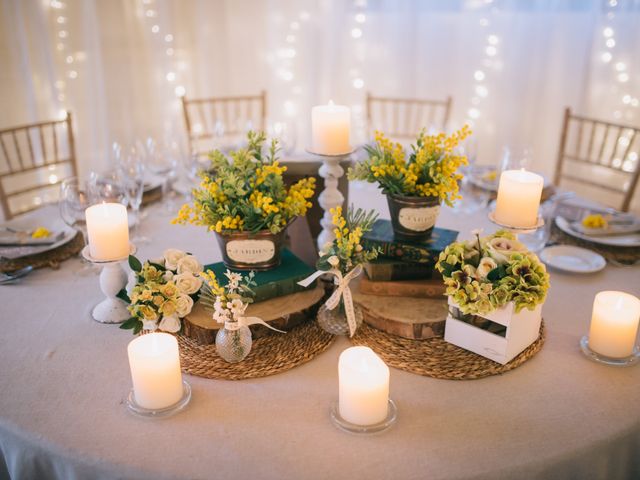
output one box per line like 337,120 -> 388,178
362,219 -> 458,264
204,248 -> 316,303
364,258 -> 438,282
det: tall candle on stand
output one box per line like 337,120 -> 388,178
127,333 -> 184,410
338,346 -> 389,425
311,101 -> 351,155
588,291 -> 640,358
85,203 -> 130,261
494,169 -> 544,227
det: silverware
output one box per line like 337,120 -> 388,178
0,265 -> 34,284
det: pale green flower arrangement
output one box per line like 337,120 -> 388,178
436,230 -> 550,316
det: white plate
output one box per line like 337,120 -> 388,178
0,205 -> 77,260
540,245 -> 606,273
555,216 -> 640,247
468,167 -> 551,192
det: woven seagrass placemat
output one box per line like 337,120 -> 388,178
350,321 -> 546,380
551,223 -> 640,265
0,231 -> 84,273
178,320 -> 334,380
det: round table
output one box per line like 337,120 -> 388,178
1,194 -> 639,480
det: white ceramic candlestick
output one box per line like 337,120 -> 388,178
316,154 -> 348,251
126,332 -> 191,417
330,346 -> 397,434
82,245 -> 133,324
581,291 -> 640,366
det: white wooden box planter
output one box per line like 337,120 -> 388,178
444,297 -> 543,365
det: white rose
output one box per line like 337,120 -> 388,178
174,272 -> 203,295
177,255 -> 203,275
476,257 -> 498,280
175,294 -> 194,317
163,271 -> 174,282
486,237 -> 527,265
158,313 -> 181,333
141,319 -> 158,332
163,249 -> 187,270
327,255 -> 340,267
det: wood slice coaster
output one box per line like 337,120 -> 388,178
183,285 -> 325,345
0,231 -> 84,273
350,321 -> 546,380
178,320 -> 334,380
353,286 -> 448,340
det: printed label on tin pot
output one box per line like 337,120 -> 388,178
226,239 -> 275,264
398,206 -> 440,232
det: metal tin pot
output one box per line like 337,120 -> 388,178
215,228 -> 287,271
386,193 -> 440,242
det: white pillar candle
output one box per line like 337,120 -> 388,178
311,101 -> 351,155
494,169 -> 544,228
589,291 -> 640,358
338,346 -> 389,426
127,333 -> 184,410
85,203 -> 130,261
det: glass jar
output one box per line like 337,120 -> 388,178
317,298 -> 363,336
215,324 -> 252,363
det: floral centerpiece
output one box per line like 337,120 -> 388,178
173,131 -> 316,270
119,249 -> 203,335
348,126 -> 471,240
298,206 -> 380,337
199,268 -> 283,363
435,229 -> 550,364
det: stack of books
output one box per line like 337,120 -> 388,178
352,219 -> 459,340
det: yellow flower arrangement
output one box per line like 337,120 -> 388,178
348,126 -> 472,206
173,131 -> 316,234
31,226 -> 51,238
582,214 -> 608,229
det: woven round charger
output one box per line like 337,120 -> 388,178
178,320 -> 334,380
350,321 -> 546,380
0,231 -> 85,273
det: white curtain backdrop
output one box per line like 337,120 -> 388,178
1,0 -> 639,182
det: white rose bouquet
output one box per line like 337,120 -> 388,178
119,249 -> 203,335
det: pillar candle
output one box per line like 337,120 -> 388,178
494,169 -> 544,228
311,101 -> 351,155
338,346 -> 389,426
589,291 -> 640,358
127,333 -> 184,410
85,203 -> 129,261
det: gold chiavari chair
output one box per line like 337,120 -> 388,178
366,92 -> 452,139
0,111 -> 77,220
181,91 -> 267,159
554,107 -> 640,212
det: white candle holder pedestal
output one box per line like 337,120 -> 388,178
307,148 -> 356,251
579,336 -> 640,367
330,399 -> 397,435
126,380 -> 192,418
82,244 -> 136,324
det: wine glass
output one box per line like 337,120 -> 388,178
499,145 -> 533,173
59,177 -> 99,276
145,137 -> 179,216
87,171 -> 129,205
117,145 -> 149,244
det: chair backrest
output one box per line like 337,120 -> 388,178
554,107 -> 640,212
181,91 -> 267,158
0,111 -> 77,220
366,92 -> 452,139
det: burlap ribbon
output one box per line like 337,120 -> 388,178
297,265 -> 363,337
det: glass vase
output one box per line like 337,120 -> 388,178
317,298 -> 363,336
215,324 -> 252,363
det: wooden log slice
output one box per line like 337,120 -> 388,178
183,285 -> 325,345
353,283 -> 448,340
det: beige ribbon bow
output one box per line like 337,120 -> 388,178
297,265 -> 363,337
224,315 -> 286,333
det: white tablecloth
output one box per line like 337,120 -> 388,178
1,194 -> 639,480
